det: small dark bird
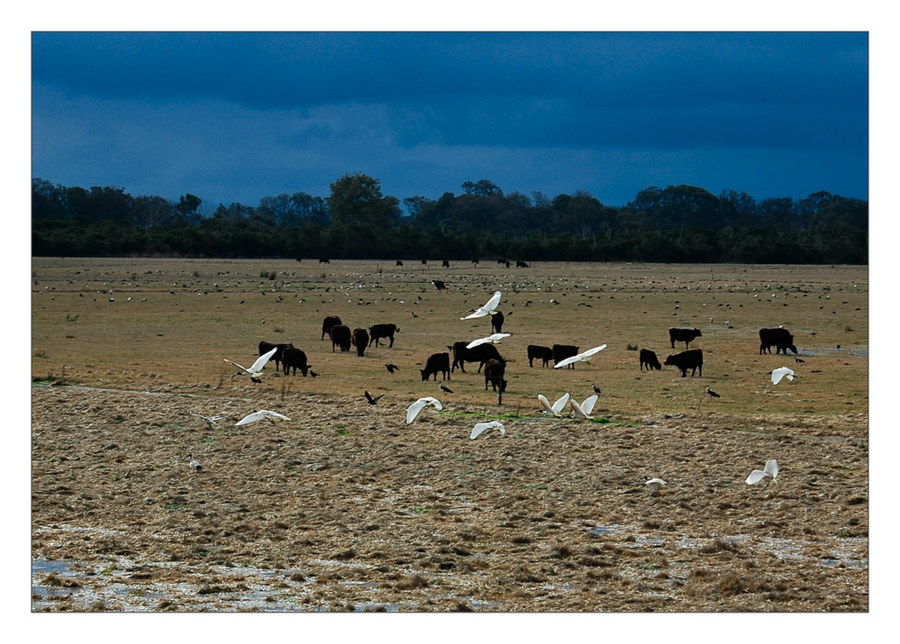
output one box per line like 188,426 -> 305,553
385,363 -> 399,374
364,391 -> 385,405
187,454 -> 202,472
309,370 -> 319,377
706,386 -> 720,398
795,357 -> 805,364
592,384 -> 601,395
440,383 -> 454,394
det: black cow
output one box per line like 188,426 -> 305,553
420,352 -> 451,381
664,349 -> 703,377
669,327 -> 702,349
759,328 -> 798,355
448,341 -> 503,373
527,344 -> 553,367
432,280 -> 446,291
442,259 -> 450,268
490,311 -> 505,334
396,260 -> 403,266
483,358 -> 508,392
282,347 -> 310,376
351,328 -> 370,357
639,348 -> 662,371
258,341 -> 293,372
552,344 -> 579,369
321,315 -> 342,341
516,261 -> 529,268
318,257 -> 330,263
368,323 -> 399,348
329,324 -> 352,352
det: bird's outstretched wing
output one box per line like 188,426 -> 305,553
771,367 -> 795,385
465,332 -> 510,349
745,469 -> 769,485
470,421 -> 505,440
249,347 -> 278,374
235,409 -> 290,426
406,397 -> 442,424
580,394 -> 599,416
461,291 -> 502,319
579,345 -> 607,362
365,391 -> 384,404
764,459 -> 779,479
538,394 -> 556,416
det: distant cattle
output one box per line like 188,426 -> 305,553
329,324 -> 352,352
759,328 -> 798,355
442,259 -> 450,268
490,311 -> 505,334
351,328 -> 370,356
420,352 -> 451,381
449,341 -> 503,373
282,347 -> 310,376
258,341 -> 293,372
664,349 -> 703,377
552,344 -> 580,369
318,257 -> 330,263
527,344 -> 554,368
516,261 -> 529,268
321,315 -> 342,341
639,348 -> 662,371
432,280 -> 446,291
368,323 -> 399,348
669,327 -> 703,349
396,260 -> 403,266
483,358 -> 508,392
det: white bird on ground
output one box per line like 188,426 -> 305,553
643,476 -> 667,493
461,291 -> 502,320
470,421 -> 506,440
771,367 -> 796,385
569,393 -> 599,419
406,397 -> 443,424
465,333 -> 511,349
235,409 -> 291,426
746,459 -> 779,485
538,393 -> 571,417
553,344 -> 608,369
190,413 -> 228,427
187,453 -> 202,471
224,346 -> 278,383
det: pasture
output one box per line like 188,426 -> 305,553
31,258 -> 868,612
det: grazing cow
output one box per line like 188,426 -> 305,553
318,257 -> 330,263
490,311 -> 505,334
552,344 -> 580,369
368,323 -> 399,348
483,358 -> 508,392
351,328 -> 370,356
420,352 -> 451,381
258,341 -> 293,372
396,260 -> 403,266
664,349 -> 703,377
448,341 -> 503,373
442,259 -> 450,268
329,324 -> 352,352
759,328 -> 798,355
527,344 -> 554,368
516,261 -> 529,268
282,347 -> 310,376
669,327 -> 703,349
321,315 -> 343,341
639,348 -> 662,371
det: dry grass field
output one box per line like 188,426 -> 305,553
31,257 -> 868,613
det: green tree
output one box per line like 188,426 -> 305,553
328,173 -> 400,229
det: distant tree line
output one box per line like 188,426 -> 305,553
32,174 -> 868,264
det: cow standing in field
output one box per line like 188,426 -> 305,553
420,352 -> 451,381
640,348 -> 662,371
552,344 -> 579,369
664,349 -> 703,377
321,315 -> 342,341
258,341 -> 293,372
368,323 -> 399,348
483,358 -> 508,392
448,341 -> 503,373
282,347 -> 310,376
527,344 -> 553,367
669,327 -> 702,349
329,324 -> 352,352
351,328 -> 370,356
759,328 -> 798,355
490,311 -> 505,334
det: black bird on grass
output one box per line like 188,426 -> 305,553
440,383 -> 453,394
365,391 -> 385,405
795,357 -> 805,364
309,370 -> 319,377
706,385 -> 720,398
187,454 -> 202,472
385,363 -> 399,374
592,384 -> 601,395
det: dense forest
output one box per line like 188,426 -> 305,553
32,174 -> 868,264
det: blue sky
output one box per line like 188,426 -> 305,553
32,30 -> 868,211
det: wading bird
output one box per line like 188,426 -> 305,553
553,344 -> 607,369
460,291 -> 502,320
406,397 -> 443,424
465,332 -> 511,349
538,393 -> 571,417
470,420 -> 505,440
364,391 -> 384,405
224,346 -> 278,383
771,367 -> 795,385
569,393 -> 599,419
746,459 -> 779,485
235,410 -> 291,426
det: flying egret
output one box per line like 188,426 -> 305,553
190,413 -> 228,427
470,421 -> 505,440
466,333 -> 511,349
406,397 -> 443,424
569,393 -> 599,419
771,367 -> 795,385
746,459 -> 779,485
187,453 -> 202,472
225,346 -> 278,383
461,291 -> 502,320
538,393 -> 571,417
235,410 -> 291,426
553,344 -> 607,369
364,391 -> 384,405
643,476 -> 667,493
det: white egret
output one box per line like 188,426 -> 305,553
461,291 -> 502,320
771,367 -> 795,385
746,459 -> 779,485
538,393 -> 570,417
225,346 -> 278,383
406,397 -> 443,424
235,410 -> 291,426
569,393 -> 599,419
643,477 -> 667,493
553,344 -> 607,369
190,413 -> 228,427
470,421 -> 505,440
466,333 -> 511,349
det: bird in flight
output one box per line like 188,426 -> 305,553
385,363 -> 399,374
553,345 -> 607,369
771,367 -> 796,385
746,459 -> 779,485
470,421 -> 505,440
406,397 -> 443,424
465,332 -> 511,349
569,394 -> 599,419
461,290 -> 502,320
235,410 -> 291,426
224,346 -> 277,383
364,391 -> 384,405
538,393 -> 570,417
190,413 -> 228,427
643,476 -> 666,493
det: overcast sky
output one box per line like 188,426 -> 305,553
31,30 -> 867,212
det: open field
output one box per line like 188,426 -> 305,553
31,258 -> 868,612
